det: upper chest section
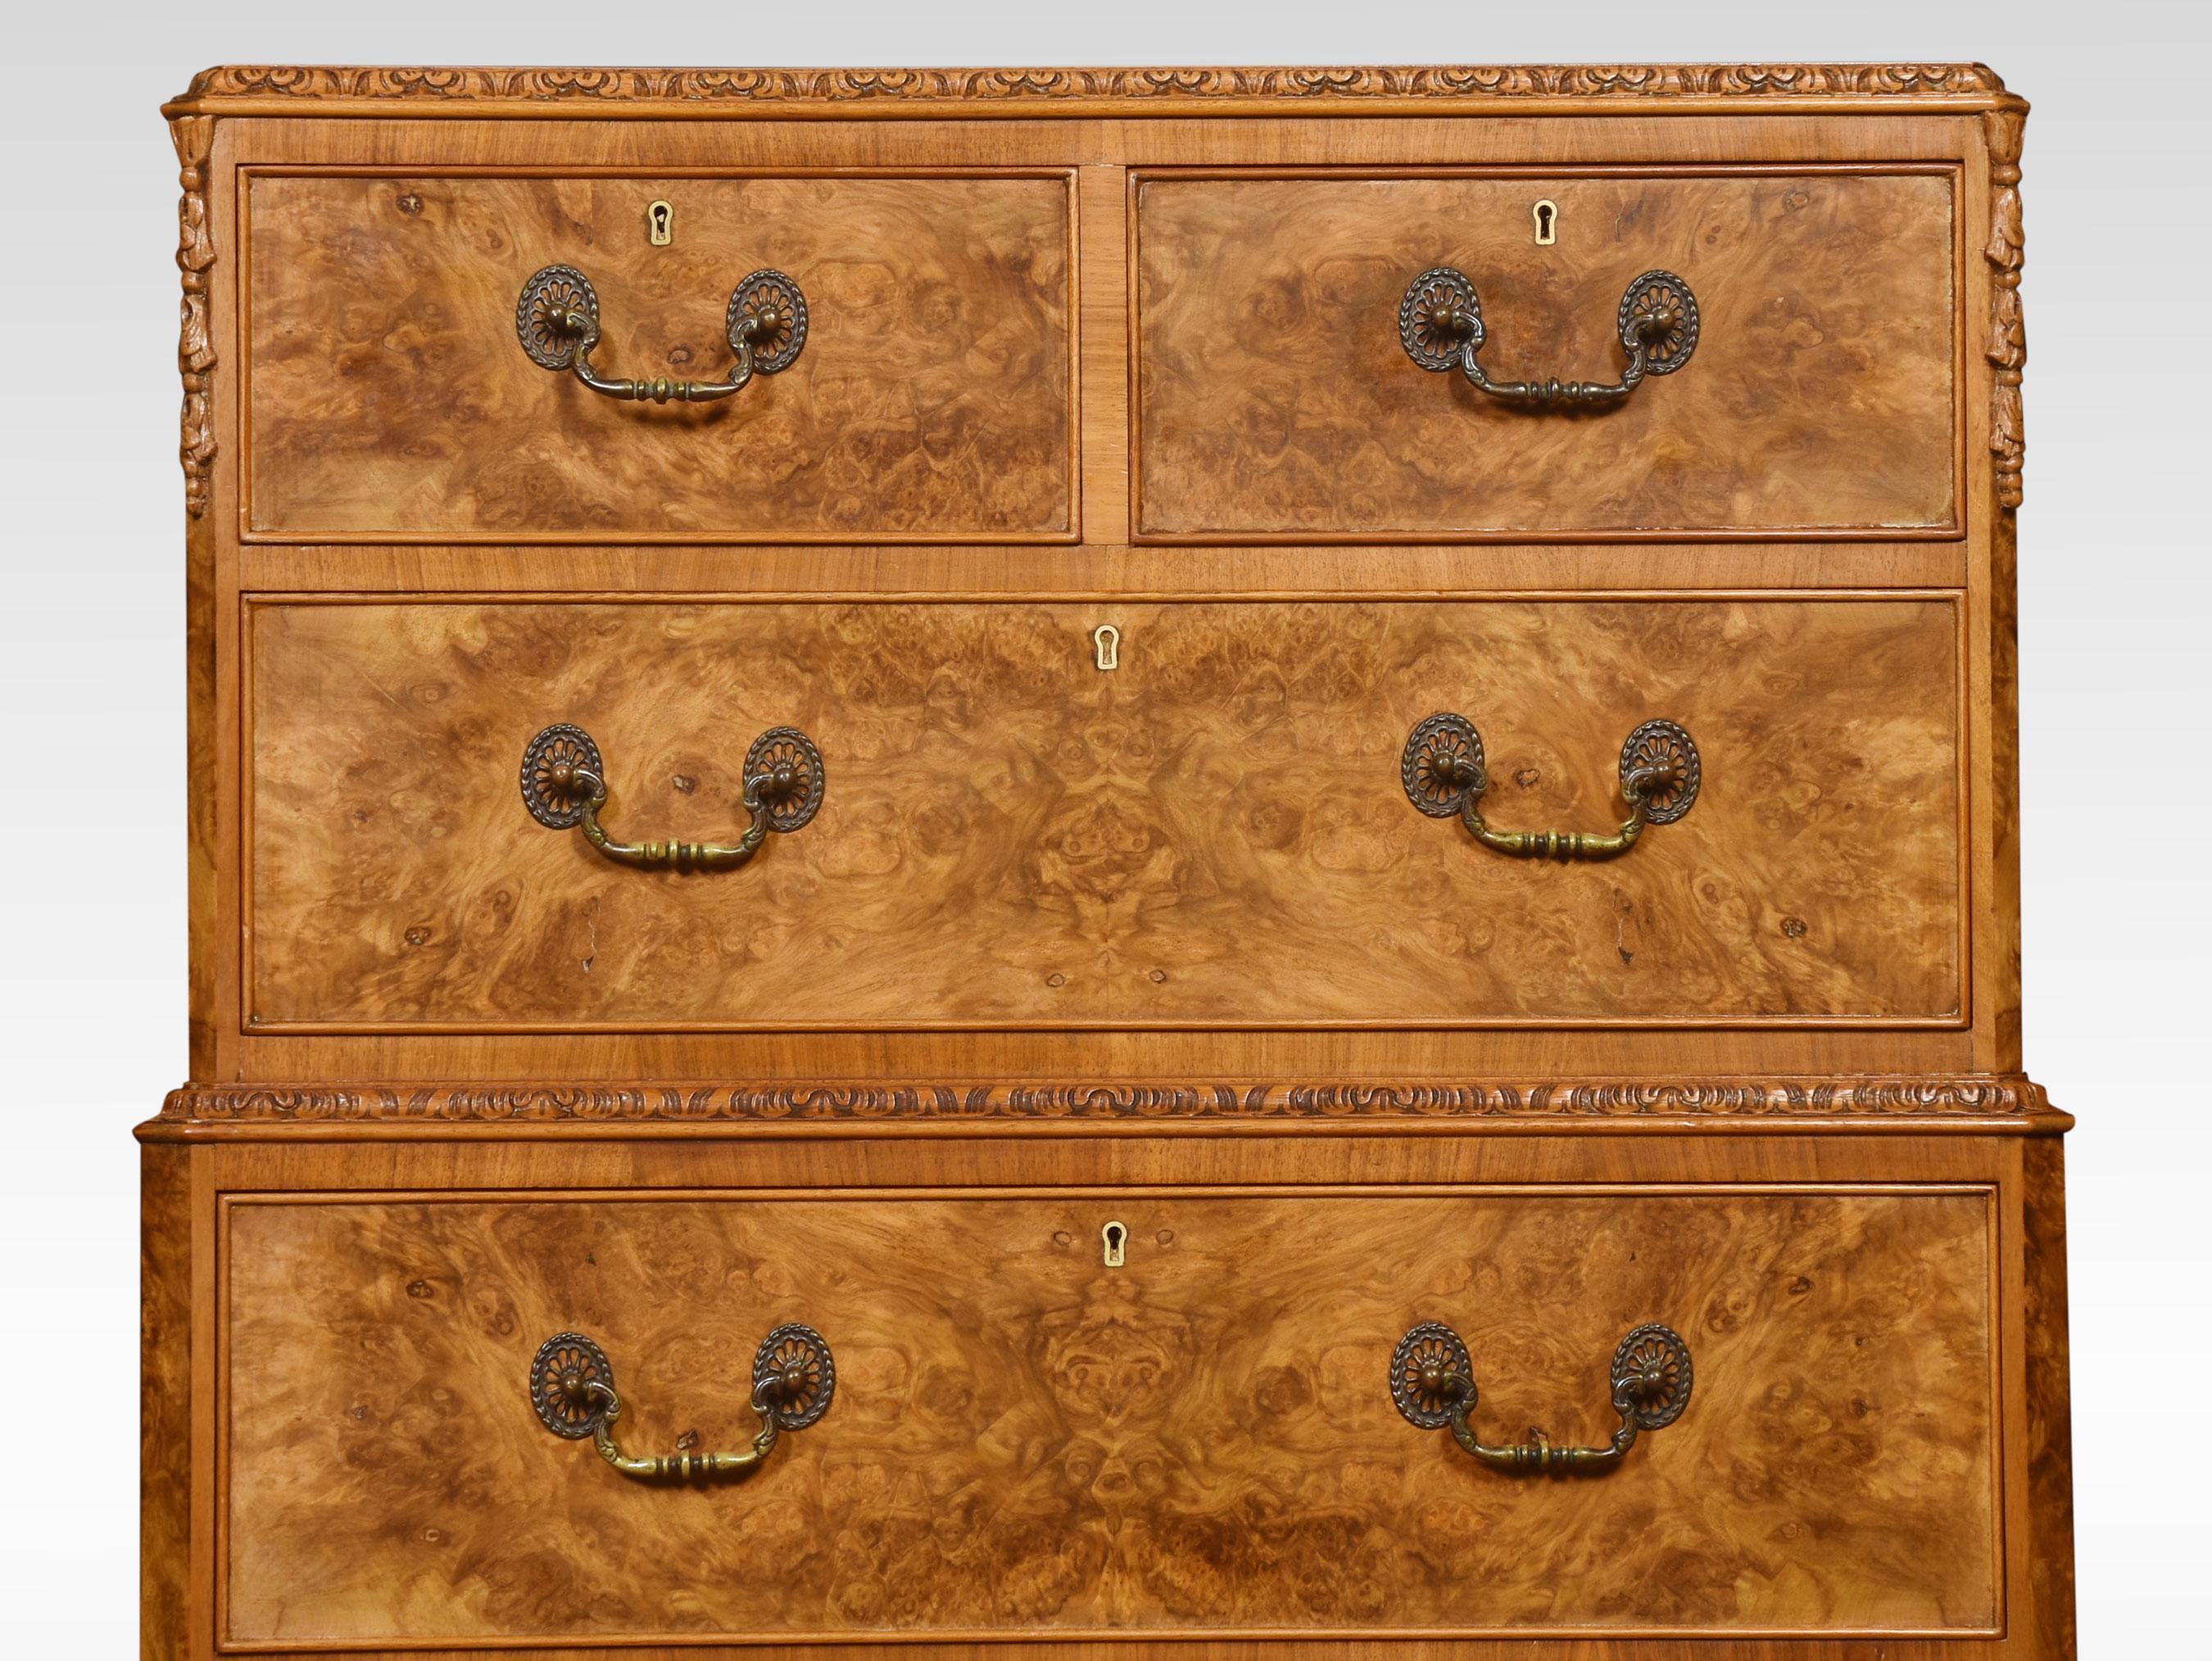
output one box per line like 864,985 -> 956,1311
178,65 -> 2014,552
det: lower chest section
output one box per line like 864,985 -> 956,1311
218,1179 -> 2000,1646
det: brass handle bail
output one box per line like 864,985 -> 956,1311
521,722 -> 824,872
530,1325 -> 835,1483
1391,1321 -> 1694,1477
1399,267 -> 1699,405
515,265 -> 808,404
1402,713 -> 1700,862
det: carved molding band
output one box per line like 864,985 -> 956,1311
178,63 -> 2009,111
158,1075 -> 2051,1125
170,115 -> 215,518
1984,109 -> 2027,511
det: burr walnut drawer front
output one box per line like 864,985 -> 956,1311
245,595 -> 1965,1031
220,1186 -> 2000,1646
1133,170 -> 1960,540
242,172 -> 1076,541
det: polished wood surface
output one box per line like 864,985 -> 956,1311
247,596 -> 1961,1030
224,1185 -> 1995,1645
175,103 -> 2033,1085
147,66 -> 2066,1661
140,1148 -> 193,1661
2022,1140 -> 2075,1657
141,1125 -> 2056,1659
244,174 -> 1075,541
1135,173 -> 1957,540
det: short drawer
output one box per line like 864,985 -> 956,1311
243,172 -> 1077,540
1134,170 -> 1958,540
222,1185 -> 1999,1645
245,595 -> 1965,1031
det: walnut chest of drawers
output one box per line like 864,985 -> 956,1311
142,61 -> 2072,1659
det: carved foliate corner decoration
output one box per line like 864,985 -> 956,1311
170,115 -> 216,518
1984,109 -> 2026,512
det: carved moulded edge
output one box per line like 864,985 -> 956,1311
174,62 -> 2010,111
169,115 -> 215,518
157,1075 -> 2052,1125
1984,108 -> 2027,512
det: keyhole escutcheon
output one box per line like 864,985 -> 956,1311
1101,1220 -> 1126,1267
1093,623 -> 1121,672
1533,199 -> 1558,246
647,200 -> 673,247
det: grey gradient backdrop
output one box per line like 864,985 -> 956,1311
2,2 -> 2204,1652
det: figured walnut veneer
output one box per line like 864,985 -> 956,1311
1136,174 -> 1957,540
224,1189 -> 1997,1644
247,597 -> 1961,1030
244,174 -> 1075,541
145,62 -> 2067,1661
139,1151 -> 192,1659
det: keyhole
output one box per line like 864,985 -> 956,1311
1101,1220 -> 1126,1268
647,200 -> 673,247
1533,199 -> 1557,246
1092,623 -> 1120,672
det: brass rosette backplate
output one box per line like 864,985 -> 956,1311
1618,717 -> 1701,823
530,1331 -> 616,1438
1611,1323 -> 1695,1430
1398,267 -> 1484,370
1401,712 -> 1486,817
726,268 -> 809,373
1616,269 -> 1700,374
515,265 -> 600,370
520,722 -> 604,829
755,1324 -> 836,1428
1390,1321 -> 1473,1429
744,726 -> 827,834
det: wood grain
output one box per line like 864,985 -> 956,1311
141,1147 -> 193,1661
214,106 -> 1994,170
244,174 -> 1074,541
1135,173 -> 1957,539
2022,1140 -> 2075,1658
246,596 -> 1962,1030
185,1641 -> 2039,1660
223,1188 -> 1997,1644
1974,110 -> 2027,1076
190,1124 -> 2018,1193
148,75 -> 2064,1659
237,540 -> 1971,597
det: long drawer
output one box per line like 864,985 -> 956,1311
244,595 -> 1965,1031
221,1184 -> 1998,1645
243,171 -> 1077,541
1135,170 -> 1959,540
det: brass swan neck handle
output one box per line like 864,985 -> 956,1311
582,1378 -> 781,1479
531,1326 -> 835,1484
1402,713 -> 1699,862
516,265 -> 808,404
1392,1321 -> 1694,1478
521,723 -> 824,873
1400,268 -> 1700,407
